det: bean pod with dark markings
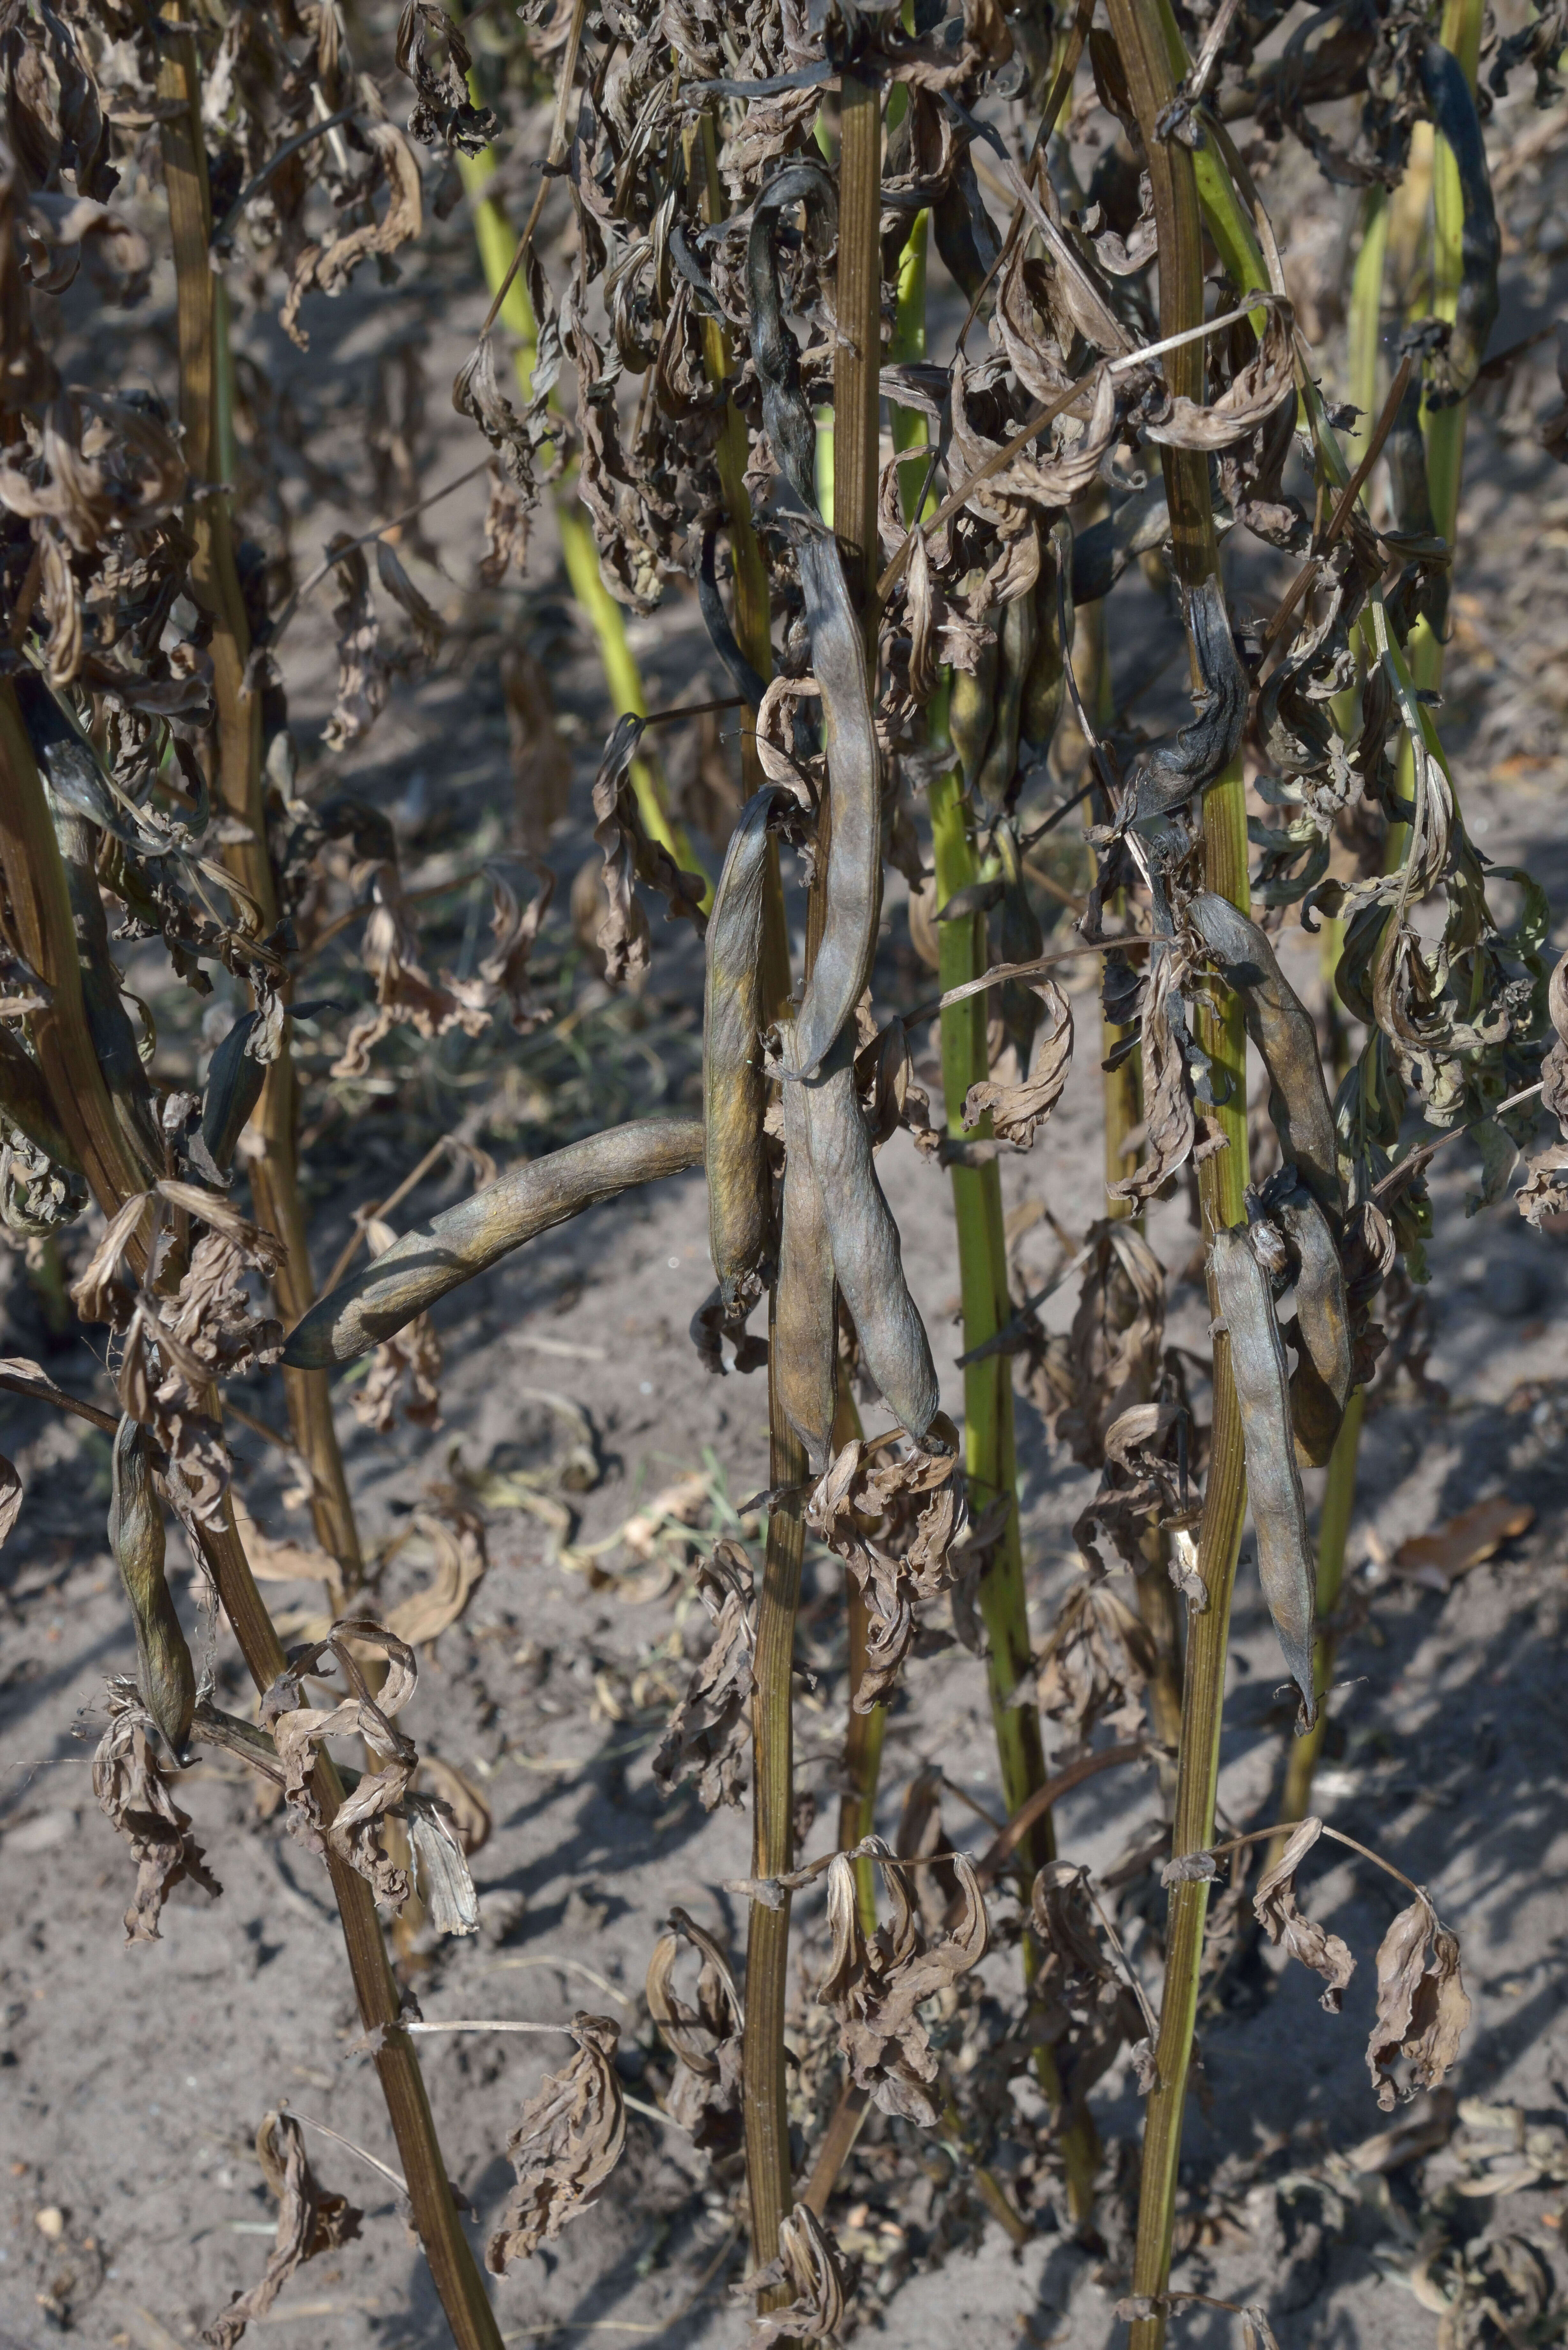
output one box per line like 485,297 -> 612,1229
1210,1226 -> 1317,1723
1189,891 -> 1340,1214
746,162 -> 836,510
975,590 -> 1037,816
801,1028 -> 938,1444
1126,580 -> 1247,830
1276,1183 -> 1352,1467
109,1415 -> 196,1750
284,1119 -> 705,1368
780,504 -> 882,1085
705,787 -> 791,1318
776,1032 -> 838,1474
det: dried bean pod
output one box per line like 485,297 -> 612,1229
705,788 -> 789,1317
1125,580 -> 1247,829
285,1120 -> 704,1368
777,1032 -> 838,1474
1210,1227 -> 1316,1723
109,1415 -> 195,1750
783,509 -> 882,1083
1189,891 -> 1339,1214
802,1029 -> 938,1444
1276,1184 -> 1352,1468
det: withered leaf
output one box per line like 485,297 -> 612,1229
962,975 -> 1073,1149
810,1437 -> 969,1711
322,537 -> 391,752
1252,1817 -> 1355,2013
0,1454 -> 20,1551
92,1684 -> 221,1944
486,2014 -> 627,2270
1367,1890 -> 1472,2111
260,1622 -> 420,1906
746,2204 -> 853,2346
501,648 -> 571,850
281,124 -> 423,350
646,1907 -> 745,2154
203,2113 -> 362,2349
651,1539 -> 754,1809
817,1838 -> 988,2123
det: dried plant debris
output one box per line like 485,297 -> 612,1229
1252,1819 -> 1356,2013
818,1839 -> 988,2123
259,1621 -> 420,1907
646,1908 -> 745,2156
810,1434 -> 971,1711
745,2203 -> 854,2346
203,2114 -> 362,2350
486,2015 -> 627,2272
652,1538 -> 755,1809
1367,1889 -> 1473,2113
92,1683 -> 221,1944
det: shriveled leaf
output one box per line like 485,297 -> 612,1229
961,976 -> 1073,1148
382,1501 -> 486,1646
501,648 -> 571,850
746,2204 -> 853,2346
818,1839 -> 988,2123
486,2014 -> 627,2270
810,1436 -> 969,1711
1368,1891 -> 1472,2111
646,1907 -> 744,2154
651,1539 -> 754,1809
93,1684 -> 221,1943
202,2113 -> 361,2349
0,1454 -> 20,1551
1252,1817 -> 1355,2012
259,1622 -> 420,1906
1393,1496 -> 1533,1585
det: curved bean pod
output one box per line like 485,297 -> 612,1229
1210,1226 -> 1316,1723
705,788 -> 790,1317
1189,891 -> 1339,1214
110,1415 -> 196,1750
784,512 -> 882,1083
284,1120 -> 705,1368
1276,1183 -> 1352,1468
776,1043 -> 838,1474
801,1029 -> 938,1444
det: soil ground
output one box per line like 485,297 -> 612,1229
3,76 -> 1568,2350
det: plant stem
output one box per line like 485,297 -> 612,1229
453,100 -> 693,874
1345,188 -> 1391,472
1102,1 -> 1251,2337
158,17 -> 364,1596
0,694 -> 501,2350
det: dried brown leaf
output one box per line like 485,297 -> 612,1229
1367,1891 -> 1472,2111
810,1436 -> 969,1710
202,2113 -> 362,2349
747,2204 -> 852,2345
485,2014 -> 627,2270
818,1839 -> 988,2122
651,1540 -> 754,1809
259,1621 -> 420,1906
0,1454 -> 20,1551
1392,1496 -> 1534,1584
92,1685 -> 221,1943
962,975 -> 1072,1148
646,1907 -> 745,2154
502,648 -> 571,849
1252,1817 -> 1356,2012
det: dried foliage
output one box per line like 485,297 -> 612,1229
818,1839 -> 989,2123
486,2016 -> 627,2271
203,2115 -> 362,2349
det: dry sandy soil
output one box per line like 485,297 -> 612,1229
3,78 -> 1568,2350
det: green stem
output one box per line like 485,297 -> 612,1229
1346,189 -> 1391,473
1103,2 -> 1250,2338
